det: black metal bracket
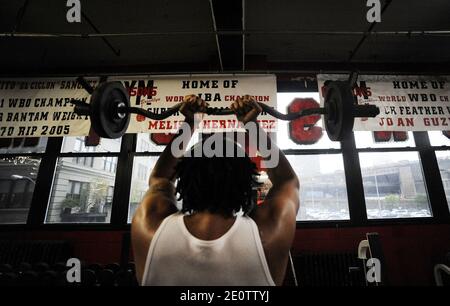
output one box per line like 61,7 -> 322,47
76,76 -> 95,94
348,70 -> 359,87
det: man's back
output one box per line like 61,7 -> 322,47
141,212 -> 275,286
131,95 -> 299,286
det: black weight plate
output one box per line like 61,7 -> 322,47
324,81 -> 354,141
90,81 -> 130,139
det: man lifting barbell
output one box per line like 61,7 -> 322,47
131,94 -> 300,286
71,78 -> 381,284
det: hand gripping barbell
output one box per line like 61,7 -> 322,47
71,78 -> 380,141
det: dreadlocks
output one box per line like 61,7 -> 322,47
174,136 -> 260,216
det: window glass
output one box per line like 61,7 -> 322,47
0,137 -> 48,154
129,155 -> 348,222
128,156 -> 158,222
136,132 -> 201,152
282,154 -> 349,221
428,131 -> 450,147
45,157 -> 118,223
136,133 -> 165,152
61,136 -> 122,153
137,133 -> 160,152
0,157 -> 41,224
359,152 -> 431,219
102,156 -> 117,173
354,131 -> 416,148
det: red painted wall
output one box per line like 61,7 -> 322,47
2,224 -> 450,285
292,224 -> 450,285
0,231 -> 126,264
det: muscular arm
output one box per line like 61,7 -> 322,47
232,96 -> 299,285
250,122 -> 299,236
251,123 -> 300,286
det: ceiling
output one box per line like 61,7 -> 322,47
0,0 -> 450,76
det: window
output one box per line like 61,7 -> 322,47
0,137 -> 48,154
46,153 -> 118,223
61,136 -> 122,153
359,152 -> 431,219
139,138 -> 152,152
69,137 -> 97,167
44,135 -> 122,223
137,164 -> 148,181
271,93 -> 348,221
75,156 -> 94,167
284,154 -> 349,221
354,131 -> 431,219
128,156 -> 158,222
354,131 -> 416,148
0,156 -> 41,224
136,134 -> 165,152
67,181 -> 90,200
3,84 -> 450,229
428,131 -> 450,147
74,137 -> 84,152
354,128 -> 433,219
103,156 -> 117,173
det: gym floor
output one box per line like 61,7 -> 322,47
0,0 -> 449,298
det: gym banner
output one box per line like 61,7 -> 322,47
109,74 -> 277,133
317,74 -> 450,131
0,75 -> 276,138
0,77 -> 99,138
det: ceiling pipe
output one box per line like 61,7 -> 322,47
348,0 -> 393,62
2,67 -> 449,79
11,0 -> 30,35
81,11 -> 121,57
208,0 -> 224,71
2,30 -> 450,38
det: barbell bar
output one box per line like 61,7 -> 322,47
71,79 -> 380,141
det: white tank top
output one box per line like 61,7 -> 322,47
141,212 -> 275,286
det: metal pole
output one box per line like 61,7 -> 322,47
374,174 -> 381,213
208,0 -> 224,71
